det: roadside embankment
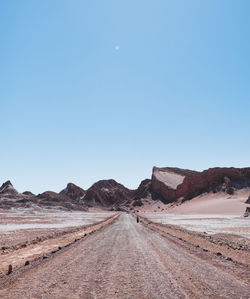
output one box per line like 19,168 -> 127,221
138,214 -> 250,267
0,213 -> 120,276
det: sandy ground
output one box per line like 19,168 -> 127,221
137,190 -> 250,239
0,213 -> 119,276
0,209 -> 115,248
154,169 -> 185,189
167,189 -> 250,215
139,214 -> 250,266
139,189 -> 250,215
0,213 -> 249,299
142,213 -> 250,239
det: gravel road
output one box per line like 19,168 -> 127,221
0,213 -> 249,299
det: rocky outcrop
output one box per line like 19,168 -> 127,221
0,181 -> 19,197
151,167 -> 250,203
132,199 -> 143,207
37,191 -> 65,202
0,181 -> 87,211
243,207 -> 250,217
22,191 -> 35,196
84,179 -> 134,208
36,189 -> 87,211
133,179 -> 152,200
59,183 -> 85,201
35,182 -> 87,210
246,195 -> 250,204
0,181 -> 37,209
179,167 -> 250,200
1,166 -> 249,211
151,167 -> 198,203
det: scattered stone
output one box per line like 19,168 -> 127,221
216,252 -> 222,256
226,187 -> 234,195
132,200 -> 143,207
24,260 -> 30,266
7,264 -> 12,275
243,207 -> 250,217
203,249 -> 208,252
226,257 -> 232,261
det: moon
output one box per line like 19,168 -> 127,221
115,45 -> 120,51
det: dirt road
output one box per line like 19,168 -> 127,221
0,213 -> 249,299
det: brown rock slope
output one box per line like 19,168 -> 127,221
0,181 -> 87,211
1,166 -> 250,211
151,166 -> 250,203
84,179 -> 135,210
36,183 -> 87,211
0,181 -> 19,198
59,183 -> 85,200
0,181 -> 35,209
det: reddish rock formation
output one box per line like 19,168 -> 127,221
37,191 -> 64,202
133,179 -> 152,200
22,191 -> 35,196
0,181 -> 19,197
59,183 -> 85,201
151,167 -> 198,203
36,189 -> 87,211
1,166 -> 249,211
84,179 -> 134,208
132,199 -> 143,207
151,167 -> 250,203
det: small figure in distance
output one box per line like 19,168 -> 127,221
136,216 -> 139,223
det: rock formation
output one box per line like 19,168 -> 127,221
59,183 -> 85,201
84,179 -> 134,209
36,187 -> 87,211
0,181 -> 19,197
151,167 -> 250,203
243,207 -> 250,217
1,166 -> 250,211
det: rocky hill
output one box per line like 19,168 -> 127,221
59,183 -> 86,201
83,179 -> 134,210
1,166 -> 250,211
36,189 -> 87,211
151,167 -> 250,203
0,181 -> 87,211
0,181 -> 19,198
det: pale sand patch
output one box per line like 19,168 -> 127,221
166,189 -> 250,215
154,170 -> 185,189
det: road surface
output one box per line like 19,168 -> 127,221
0,213 -> 249,298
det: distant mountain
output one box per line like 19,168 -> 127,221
151,166 -> 250,203
0,180 -> 19,197
1,166 -> 250,211
36,190 -> 87,211
84,179 -> 134,209
59,183 -> 85,201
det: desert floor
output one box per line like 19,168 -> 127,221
0,213 -> 249,299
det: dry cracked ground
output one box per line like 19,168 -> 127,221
0,213 -> 249,299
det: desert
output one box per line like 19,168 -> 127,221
1,1 -> 250,297
0,166 -> 249,298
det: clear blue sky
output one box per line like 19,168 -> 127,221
1,0 -> 250,194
